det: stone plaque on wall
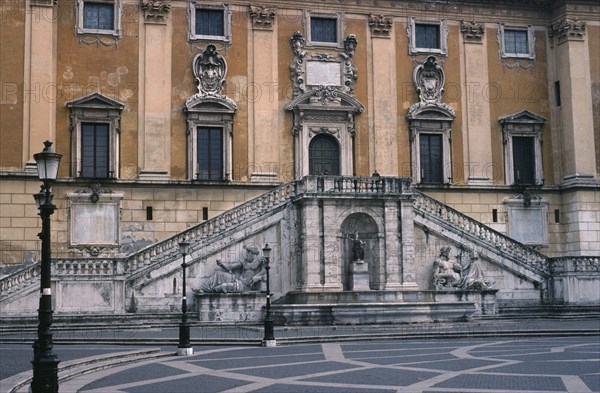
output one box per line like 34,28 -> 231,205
68,192 -> 123,247
507,205 -> 548,245
306,61 -> 342,87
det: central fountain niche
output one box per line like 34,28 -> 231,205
340,213 -> 379,290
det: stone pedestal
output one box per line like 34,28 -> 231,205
349,261 -> 370,291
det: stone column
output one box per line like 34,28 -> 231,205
22,0 -> 57,170
460,21 -> 492,184
554,19 -> 597,185
138,2 -> 172,180
300,199 -> 323,291
399,197 -> 418,289
383,200 -> 402,290
248,6 -> 278,182
369,16 -> 398,176
322,199 -> 342,291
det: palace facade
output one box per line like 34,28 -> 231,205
0,0 -> 598,275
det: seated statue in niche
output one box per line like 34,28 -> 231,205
432,246 -> 491,290
198,244 -> 266,293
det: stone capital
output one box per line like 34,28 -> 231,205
141,0 -> 171,24
249,5 -> 276,30
551,18 -> 586,43
369,14 -> 393,37
461,21 -> 484,43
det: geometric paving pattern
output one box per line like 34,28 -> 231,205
58,337 -> 599,393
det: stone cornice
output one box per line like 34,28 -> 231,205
30,0 -> 57,6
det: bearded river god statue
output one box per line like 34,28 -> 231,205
197,245 -> 266,293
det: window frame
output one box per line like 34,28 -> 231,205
188,2 -> 231,43
304,10 -> 344,48
418,133 -> 444,185
408,17 -> 448,56
81,122 -> 111,179
67,93 -> 124,180
498,24 -> 535,60
411,126 -> 451,185
76,0 -> 121,37
185,111 -> 234,182
196,126 -> 224,181
500,110 -> 545,186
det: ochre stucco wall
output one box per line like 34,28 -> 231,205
0,1 -> 25,169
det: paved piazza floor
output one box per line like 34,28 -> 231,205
53,336 -> 600,393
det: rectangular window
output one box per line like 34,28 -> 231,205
512,136 -> 535,184
311,17 -> 337,43
81,123 -> 110,178
554,81 -> 561,107
415,23 -> 440,49
419,134 -> 443,184
83,2 -> 114,31
197,127 -> 223,180
195,8 -> 224,37
504,29 -> 528,54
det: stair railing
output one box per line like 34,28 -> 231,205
412,189 -> 549,274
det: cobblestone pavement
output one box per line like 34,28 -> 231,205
53,336 -> 599,393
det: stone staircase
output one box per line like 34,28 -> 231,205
1,176 -> 598,320
124,181 -> 296,283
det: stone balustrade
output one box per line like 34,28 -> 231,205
297,175 -> 412,195
0,262 -> 41,296
123,181 -> 297,274
550,256 -> 600,273
54,259 -> 122,276
412,189 -> 550,274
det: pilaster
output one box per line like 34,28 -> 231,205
553,19 -> 597,185
460,21 -> 492,184
249,6 -> 278,182
138,1 -> 172,180
382,200 -> 402,290
399,197 -> 418,289
370,19 -> 398,176
322,199 -> 343,291
300,199 -> 323,291
23,0 -> 57,170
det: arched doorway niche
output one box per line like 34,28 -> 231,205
340,213 -> 380,290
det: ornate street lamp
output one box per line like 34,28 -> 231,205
31,140 -> 62,393
177,237 -> 193,356
262,243 -> 276,347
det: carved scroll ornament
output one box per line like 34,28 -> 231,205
193,44 -> 227,96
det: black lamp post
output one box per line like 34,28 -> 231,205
177,238 -> 193,356
262,243 -> 276,347
31,140 -> 62,393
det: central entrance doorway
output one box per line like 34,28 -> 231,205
309,134 -> 340,175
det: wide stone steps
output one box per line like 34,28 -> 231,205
1,348 -> 170,393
